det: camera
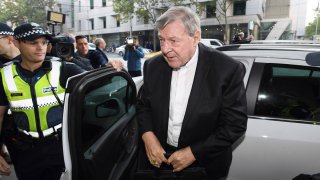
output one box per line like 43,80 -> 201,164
50,34 -> 75,59
127,38 -> 133,45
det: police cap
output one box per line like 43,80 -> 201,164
14,22 -> 51,41
0,22 -> 14,36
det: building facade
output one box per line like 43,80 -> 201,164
57,0 -> 308,49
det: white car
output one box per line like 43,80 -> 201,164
60,43 -> 320,180
88,43 -> 96,50
200,38 -> 224,48
115,45 -> 152,56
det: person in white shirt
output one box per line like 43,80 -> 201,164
136,6 -> 247,180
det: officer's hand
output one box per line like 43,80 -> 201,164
0,155 -> 10,176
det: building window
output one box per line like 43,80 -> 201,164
103,17 -> 106,28
102,0 -> 106,7
71,2 -> 74,28
79,20 -> 81,31
233,1 -> 246,15
90,0 -> 94,9
116,15 -> 120,27
99,17 -> 106,29
89,19 -> 94,30
206,3 -> 216,18
79,1 -> 81,12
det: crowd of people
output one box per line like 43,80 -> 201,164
0,6 -> 248,180
231,31 -> 254,44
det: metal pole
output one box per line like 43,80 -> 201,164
130,18 -> 132,38
52,23 -> 55,36
316,1 -> 320,36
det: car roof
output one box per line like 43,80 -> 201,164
218,44 -> 320,61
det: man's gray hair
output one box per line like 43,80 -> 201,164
94,38 -> 104,46
155,6 -> 201,36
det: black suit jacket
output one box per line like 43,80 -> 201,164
137,43 -> 247,178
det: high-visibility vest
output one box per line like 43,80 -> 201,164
1,60 -> 65,132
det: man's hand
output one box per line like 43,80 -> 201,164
168,146 -> 196,172
142,131 -> 167,168
0,155 -> 10,176
107,60 -> 123,71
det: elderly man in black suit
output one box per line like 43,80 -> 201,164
136,6 -> 247,180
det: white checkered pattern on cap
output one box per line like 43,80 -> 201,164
0,31 -> 14,36
14,29 -> 46,39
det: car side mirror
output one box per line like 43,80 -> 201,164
96,98 -> 120,118
306,52 -> 320,66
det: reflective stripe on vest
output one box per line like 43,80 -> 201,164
1,60 -> 65,132
3,60 -> 61,92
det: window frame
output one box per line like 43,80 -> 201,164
248,62 -> 320,125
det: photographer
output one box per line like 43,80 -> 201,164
123,37 -> 144,77
50,33 -> 93,71
232,32 -> 251,44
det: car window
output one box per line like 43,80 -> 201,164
81,75 -> 133,148
210,41 -> 220,46
254,63 -> 320,124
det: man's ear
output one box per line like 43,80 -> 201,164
193,30 -> 201,46
12,39 -> 20,49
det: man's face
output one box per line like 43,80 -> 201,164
158,20 -> 200,69
100,39 -> 106,49
133,39 -> 139,46
0,36 -> 12,55
76,37 -> 89,56
15,37 -> 48,63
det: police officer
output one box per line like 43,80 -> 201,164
0,23 -> 84,180
0,22 -> 20,166
0,22 -> 20,66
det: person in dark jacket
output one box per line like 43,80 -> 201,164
75,35 -> 108,69
94,38 -> 109,61
136,6 -> 247,180
123,37 -> 144,77
50,33 -> 93,71
75,35 -> 122,70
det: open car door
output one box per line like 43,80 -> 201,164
61,67 -> 139,180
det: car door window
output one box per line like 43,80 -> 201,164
254,64 -> 320,124
210,41 -> 219,46
81,75 -> 133,148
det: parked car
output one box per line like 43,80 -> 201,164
88,43 -> 96,50
60,43 -> 320,180
115,45 -> 152,57
200,38 -> 224,48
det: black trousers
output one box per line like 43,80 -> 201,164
129,70 -> 142,77
6,134 -> 65,180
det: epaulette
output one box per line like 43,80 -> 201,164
2,59 -> 20,67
